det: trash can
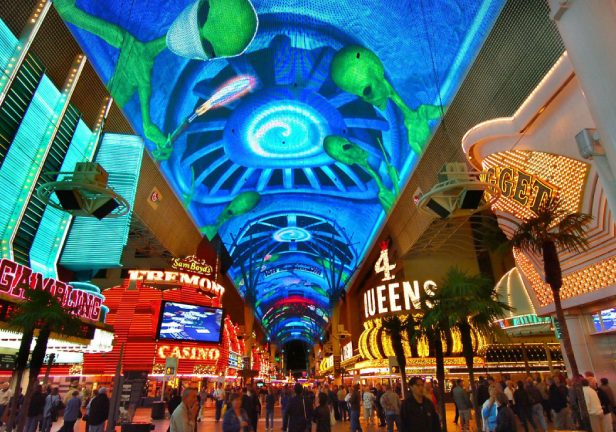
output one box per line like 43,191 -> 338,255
121,422 -> 154,432
151,401 -> 166,420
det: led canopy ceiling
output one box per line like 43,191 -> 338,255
56,0 -> 504,345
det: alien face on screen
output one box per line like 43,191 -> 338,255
330,46 -> 392,110
323,135 -> 369,168
167,0 -> 258,60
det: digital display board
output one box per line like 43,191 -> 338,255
157,302 -> 224,343
55,0 -> 504,344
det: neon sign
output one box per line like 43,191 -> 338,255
364,246 -> 436,319
128,270 -> 224,298
171,255 -> 213,276
495,314 -> 551,330
0,259 -> 102,321
483,166 -> 555,214
157,345 -> 221,361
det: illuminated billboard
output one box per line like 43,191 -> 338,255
55,0 -> 504,344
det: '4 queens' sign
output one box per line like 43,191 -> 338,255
0,259 -> 102,321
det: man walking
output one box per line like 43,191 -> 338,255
213,384 -> 225,422
26,385 -> 46,432
337,385 -> 347,422
349,384 -> 362,432
0,382 -> 12,427
400,377 -> 441,432
379,385 -> 401,432
284,384 -> 309,432
61,391 -> 82,432
452,380 -> 472,432
170,388 -> 198,432
87,387 -> 110,432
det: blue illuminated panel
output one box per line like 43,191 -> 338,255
55,0 -> 504,343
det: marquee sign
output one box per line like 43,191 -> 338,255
0,259 -> 102,321
128,270 -> 224,298
482,166 -> 556,214
157,345 -> 221,361
364,245 -> 436,319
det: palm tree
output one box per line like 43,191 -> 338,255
436,267 -> 511,431
381,315 -> 408,400
509,200 -> 591,377
10,289 -> 81,432
422,302 -> 450,432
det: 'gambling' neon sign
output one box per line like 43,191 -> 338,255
0,259 -> 102,321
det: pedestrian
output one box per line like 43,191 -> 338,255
379,384 -> 401,432
514,380 -> 538,432
222,393 -> 251,432
26,385 -> 46,432
348,384 -> 362,432
281,386 -> 291,432
329,385 -> 339,422
284,384 -> 309,432
170,388 -> 198,432
214,384 -> 226,423
452,379 -> 472,432
526,378 -> 547,432
400,377 -> 441,431
336,386 -> 347,422
481,384 -> 500,432
42,387 -> 61,432
242,386 -> 261,432
312,392 -> 330,432
265,388 -> 275,432
362,386 -> 375,424
61,390 -> 82,432
87,387 -> 110,432
168,390 -> 182,417
495,392 -> 516,432
0,382 -> 12,427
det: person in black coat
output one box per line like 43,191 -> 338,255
168,390 -> 182,416
400,377 -> 441,432
241,386 -> 261,432
284,384 -> 309,432
25,385 -> 46,432
312,393 -> 330,432
513,381 -> 537,432
87,387 -> 110,432
495,392 -> 516,432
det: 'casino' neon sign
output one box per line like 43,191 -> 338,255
157,345 -> 221,361
0,259 -> 102,321
128,270 -> 225,298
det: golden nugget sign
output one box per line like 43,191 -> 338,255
157,345 -> 221,361
364,245 -> 436,319
128,270 -> 224,297
0,259 -> 102,321
171,255 -> 213,276
483,166 -> 555,213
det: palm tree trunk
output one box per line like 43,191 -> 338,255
458,323 -> 480,432
433,332 -> 447,432
7,326 -> 34,431
17,324 -> 51,432
391,330 -> 408,400
551,289 -> 578,376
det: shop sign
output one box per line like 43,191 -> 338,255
0,259 -> 102,321
483,166 -> 555,214
341,342 -> 353,362
228,351 -> 243,369
128,269 -> 224,298
157,345 -> 221,361
321,355 -> 334,371
171,255 -> 213,276
496,314 -> 551,329
363,246 -> 436,319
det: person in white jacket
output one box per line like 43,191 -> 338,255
583,379 -> 606,432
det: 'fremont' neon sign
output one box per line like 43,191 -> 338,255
128,270 -> 225,298
0,259 -> 102,321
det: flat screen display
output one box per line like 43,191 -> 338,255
157,302 -> 223,343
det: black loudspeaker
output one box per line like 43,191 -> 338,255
425,199 -> 450,219
92,198 -> 120,220
461,189 -> 485,209
55,189 -> 83,210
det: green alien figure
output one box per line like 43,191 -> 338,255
200,191 -> 261,239
53,0 -> 258,160
330,46 -> 442,156
323,135 -> 396,213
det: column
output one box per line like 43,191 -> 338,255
243,304 -> 255,370
550,0 -> 616,208
331,302 -> 341,382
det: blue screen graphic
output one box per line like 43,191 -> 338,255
55,0 -> 504,344
158,302 -> 224,343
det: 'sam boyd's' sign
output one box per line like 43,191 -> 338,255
0,259 -> 102,321
363,243 -> 437,319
